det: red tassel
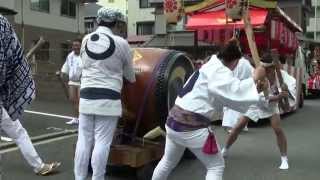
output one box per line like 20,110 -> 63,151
202,131 -> 218,155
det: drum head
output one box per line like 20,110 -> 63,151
155,51 -> 194,128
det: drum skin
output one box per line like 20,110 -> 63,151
122,48 -> 194,137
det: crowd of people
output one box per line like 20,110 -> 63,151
0,6 -> 296,180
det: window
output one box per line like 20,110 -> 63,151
33,40 -> 50,61
30,0 -> 49,12
85,21 -> 95,34
136,22 -> 154,35
140,0 -> 150,8
61,0 -> 77,18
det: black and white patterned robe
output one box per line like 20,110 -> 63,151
0,15 -> 35,122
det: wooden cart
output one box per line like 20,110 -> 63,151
108,138 -> 164,180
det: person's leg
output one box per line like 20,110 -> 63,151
66,85 -> 79,124
189,148 -> 224,180
1,108 -> 60,174
222,109 -> 240,132
221,116 -> 250,157
243,122 -> 249,132
75,86 -> 80,118
74,113 -> 95,180
91,115 -> 118,180
1,115 -> 43,170
152,136 -> 186,180
270,114 -> 289,169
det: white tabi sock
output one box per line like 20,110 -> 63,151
221,147 -> 228,158
279,156 -> 289,170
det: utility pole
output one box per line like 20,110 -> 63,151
77,1 -> 80,34
315,0 -> 318,40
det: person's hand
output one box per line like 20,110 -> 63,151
55,71 -> 61,77
253,66 -> 266,82
278,91 -> 289,99
256,78 -> 269,93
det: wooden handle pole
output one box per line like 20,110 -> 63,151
242,9 -> 269,97
243,11 -> 261,67
26,36 -> 45,60
271,50 -> 290,112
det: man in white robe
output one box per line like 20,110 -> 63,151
74,7 -> 136,180
222,57 -> 254,131
221,52 -> 290,170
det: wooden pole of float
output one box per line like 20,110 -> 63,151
241,1 -> 269,97
242,2 -> 289,111
271,50 -> 291,112
242,7 -> 261,66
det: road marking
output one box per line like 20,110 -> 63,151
25,110 -> 73,120
0,136 -> 13,142
0,134 -> 77,154
46,127 -> 64,131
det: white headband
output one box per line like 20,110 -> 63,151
260,62 -> 274,67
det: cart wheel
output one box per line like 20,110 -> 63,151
136,162 -> 157,180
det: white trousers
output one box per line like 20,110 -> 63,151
152,135 -> 225,180
222,108 -> 241,128
74,113 -> 118,180
0,107 -> 43,172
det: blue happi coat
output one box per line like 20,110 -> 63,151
0,15 -> 35,122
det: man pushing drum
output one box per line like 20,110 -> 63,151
73,7 -> 136,180
152,39 -> 267,180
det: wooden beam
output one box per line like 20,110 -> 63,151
250,0 -> 277,9
243,10 -> 261,66
271,50 -> 290,112
242,9 -> 269,97
185,0 -> 222,13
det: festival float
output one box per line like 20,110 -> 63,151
163,0 -> 304,111
106,1 -> 305,179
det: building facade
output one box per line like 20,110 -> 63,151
278,0 -> 312,33
0,0 -> 93,101
0,0 -> 89,65
84,2 -> 102,33
128,0 -> 155,36
307,0 -> 320,39
97,0 -> 155,36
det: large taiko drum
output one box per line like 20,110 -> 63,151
121,48 -> 194,137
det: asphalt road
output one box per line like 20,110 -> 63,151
1,99 -> 320,180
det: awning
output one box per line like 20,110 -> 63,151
186,9 -> 268,30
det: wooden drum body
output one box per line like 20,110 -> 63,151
121,48 -> 194,137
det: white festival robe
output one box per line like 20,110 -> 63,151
246,70 -> 297,121
167,55 -> 260,148
222,57 -> 254,128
